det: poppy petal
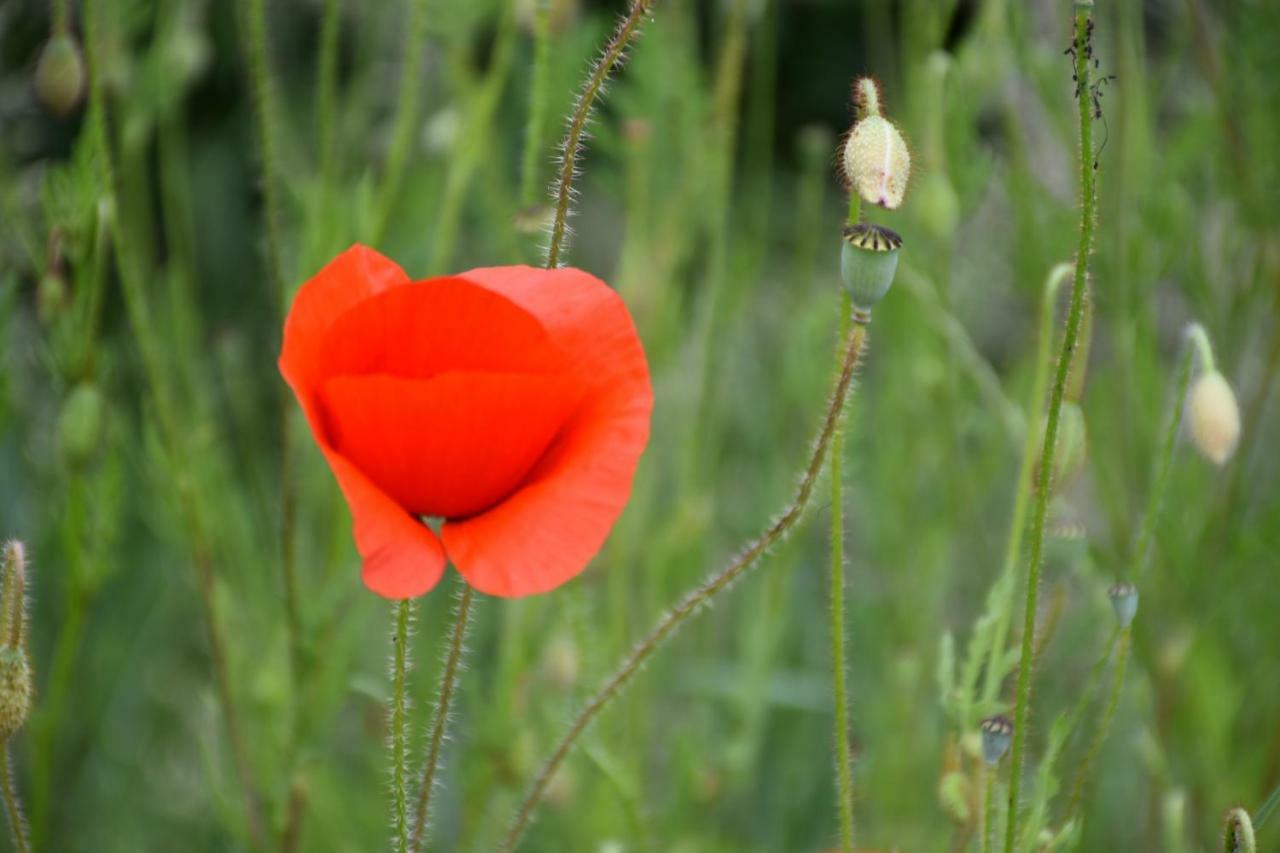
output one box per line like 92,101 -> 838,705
315,277 -> 571,384
441,266 -> 653,597
324,448 -> 448,599
280,244 -> 411,395
318,371 -> 585,519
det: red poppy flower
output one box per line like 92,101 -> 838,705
279,245 -> 652,599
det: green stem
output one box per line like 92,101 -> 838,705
371,0 -> 431,244
1064,628 -> 1129,821
502,318 -> 872,851
1254,782 -> 1280,830
980,263 -> 1072,711
410,583 -> 475,852
84,3 -> 265,847
519,0 -> 554,209
544,0 -> 655,268
1003,6 -> 1097,850
829,292 -> 855,853
51,0 -> 69,36
982,762 -> 995,853
315,0 -> 342,186
238,0 -> 287,308
391,599 -> 414,853
0,747 -> 27,853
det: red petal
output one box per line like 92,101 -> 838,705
441,266 -> 652,597
279,245 -> 446,599
315,277 -> 571,383
280,244 -> 411,397
318,371 -> 584,519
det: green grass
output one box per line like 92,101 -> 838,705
2,0 -> 1279,850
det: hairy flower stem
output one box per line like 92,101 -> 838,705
544,0 -> 654,268
391,599 -> 414,853
1004,5 -> 1097,850
410,583 -> 475,852
829,294 -> 856,853
84,3 -> 264,847
0,747 -> 26,853
502,317 -> 871,851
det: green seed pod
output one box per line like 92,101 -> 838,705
0,648 -> 31,741
843,114 -> 912,210
37,271 -> 69,325
980,715 -> 1013,765
840,224 -> 902,310
1108,582 -> 1138,629
35,35 -> 86,116
58,381 -> 106,469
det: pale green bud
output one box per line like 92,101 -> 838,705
843,114 -> 912,210
35,35 -> 86,116
1188,371 -> 1239,465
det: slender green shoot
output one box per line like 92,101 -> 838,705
390,599 -> 414,853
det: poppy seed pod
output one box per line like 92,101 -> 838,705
1108,582 -> 1138,629
840,224 -> 902,310
1187,371 -> 1239,465
34,35 -> 86,116
843,114 -> 911,210
980,715 -> 1013,765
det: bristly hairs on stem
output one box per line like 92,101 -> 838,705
389,599 -> 416,853
1224,807 -> 1257,853
501,317 -> 873,851
1004,4 -> 1101,851
0,541 -> 32,853
544,0 -> 656,269
410,580 -> 476,852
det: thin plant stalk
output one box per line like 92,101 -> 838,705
372,0 -> 431,244
519,0 -> 554,209
390,599 -> 414,853
83,2 -> 265,846
315,0 -> 343,186
544,0 -> 655,268
0,747 -> 26,853
502,316 -> 872,851
982,763 -> 995,853
410,582 -> 476,852
980,263 -> 1073,711
1254,781 -> 1280,831
1063,323 -> 1205,821
828,190 -> 863,853
1004,5 -> 1097,850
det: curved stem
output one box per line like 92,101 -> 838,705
1004,6 -> 1097,850
391,599 -> 414,853
502,318 -> 872,851
544,0 -> 654,268
410,583 -> 475,852
1064,628 -> 1129,820
980,263 -> 1072,710
829,292 -> 856,852
0,746 -> 27,853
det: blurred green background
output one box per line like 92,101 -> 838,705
2,0 -> 1278,849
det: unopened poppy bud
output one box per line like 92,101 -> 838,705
0,649 -> 31,742
938,770 -> 970,823
35,34 -> 86,116
840,223 -> 901,310
58,381 -> 106,469
1187,371 -> 1239,465
1035,402 -> 1088,492
1108,582 -> 1138,628
980,715 -> 1013,765
842,79 -> 911,210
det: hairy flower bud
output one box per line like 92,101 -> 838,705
840,223 -> 901,310
1187,371 -> 1239,465
35,35 -> 86,116
0,649 -> 31,742
0,542 -> 31,741
843,113 -> 911,210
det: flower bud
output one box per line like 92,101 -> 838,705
0,649 -> 31,742
37,271 -> 69,325
843,113 -> 911,210
1187,371 -> 1239,465
1108,582 -> 1138,629
938,770 -> 971,823
980,715 -> 1013,765
840,223 -> 901,310
58,381 -> 106,469
35,35 -> 86,116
